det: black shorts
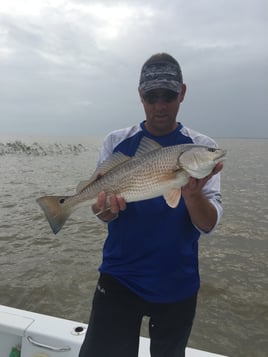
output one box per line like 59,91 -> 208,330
79,273 -> 197,357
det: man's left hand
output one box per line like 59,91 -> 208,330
182,162 -> 223,198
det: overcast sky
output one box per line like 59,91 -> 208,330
0,0 -> 267,138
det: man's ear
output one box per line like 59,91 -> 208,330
138,89 -> 145,103
179,84 -> 187,103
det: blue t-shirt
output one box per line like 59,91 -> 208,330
98,122 -> 222,303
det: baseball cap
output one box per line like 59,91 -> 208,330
138,59 -> 183,96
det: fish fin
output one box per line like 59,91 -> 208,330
134,137 -> 162,157
163,188 -> 181,208
37,196 -> 72,234
78,138 -> 162,193
77,152 -> 131,193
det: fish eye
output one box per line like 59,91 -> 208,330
208,148 -> 216,152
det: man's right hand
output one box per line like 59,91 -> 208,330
92,191 -> 127,222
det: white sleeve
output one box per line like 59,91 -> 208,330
199,172 -> 223,235
97,125 -> 141,165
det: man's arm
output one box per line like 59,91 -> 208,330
181,163 -> 223,233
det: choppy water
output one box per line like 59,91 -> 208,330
0,137 -> 267,357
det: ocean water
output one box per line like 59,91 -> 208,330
0,137 -> 267,357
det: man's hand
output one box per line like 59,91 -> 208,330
182,162 -> 223,199
181,162 -> 224,232
92,191 -> 127,222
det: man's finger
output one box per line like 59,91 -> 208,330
212,162 -> 224,175
117,195 -> 127,211
95,191 -> 107,212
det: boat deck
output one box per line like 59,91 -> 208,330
0,305 -> 227,357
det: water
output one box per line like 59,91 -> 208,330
0,137 -> 267,357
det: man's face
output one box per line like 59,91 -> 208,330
140,86 -> 186,136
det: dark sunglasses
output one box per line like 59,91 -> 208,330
143,91 -> 179,104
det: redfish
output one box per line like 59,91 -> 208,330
37,137 -> 226,234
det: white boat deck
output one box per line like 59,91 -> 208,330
0,305 -> 227,357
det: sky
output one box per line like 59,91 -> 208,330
0,0 -> 267,138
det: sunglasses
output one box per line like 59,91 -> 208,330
143,91 -> 179,104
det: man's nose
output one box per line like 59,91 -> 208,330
154,99 -> 168,108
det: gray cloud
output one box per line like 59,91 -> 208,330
0,0 -> 267,137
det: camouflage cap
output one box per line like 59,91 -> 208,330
139,61 -> 183,95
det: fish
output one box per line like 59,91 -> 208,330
37,137 -> 226,234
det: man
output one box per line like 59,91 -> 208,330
79,53 -> 223,357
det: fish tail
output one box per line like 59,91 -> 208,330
37,195 -> 73,234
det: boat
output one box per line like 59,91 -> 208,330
0,304 -> 227,357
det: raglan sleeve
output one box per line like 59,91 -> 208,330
97,133 -> 114,166
201,171 -> 223,234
